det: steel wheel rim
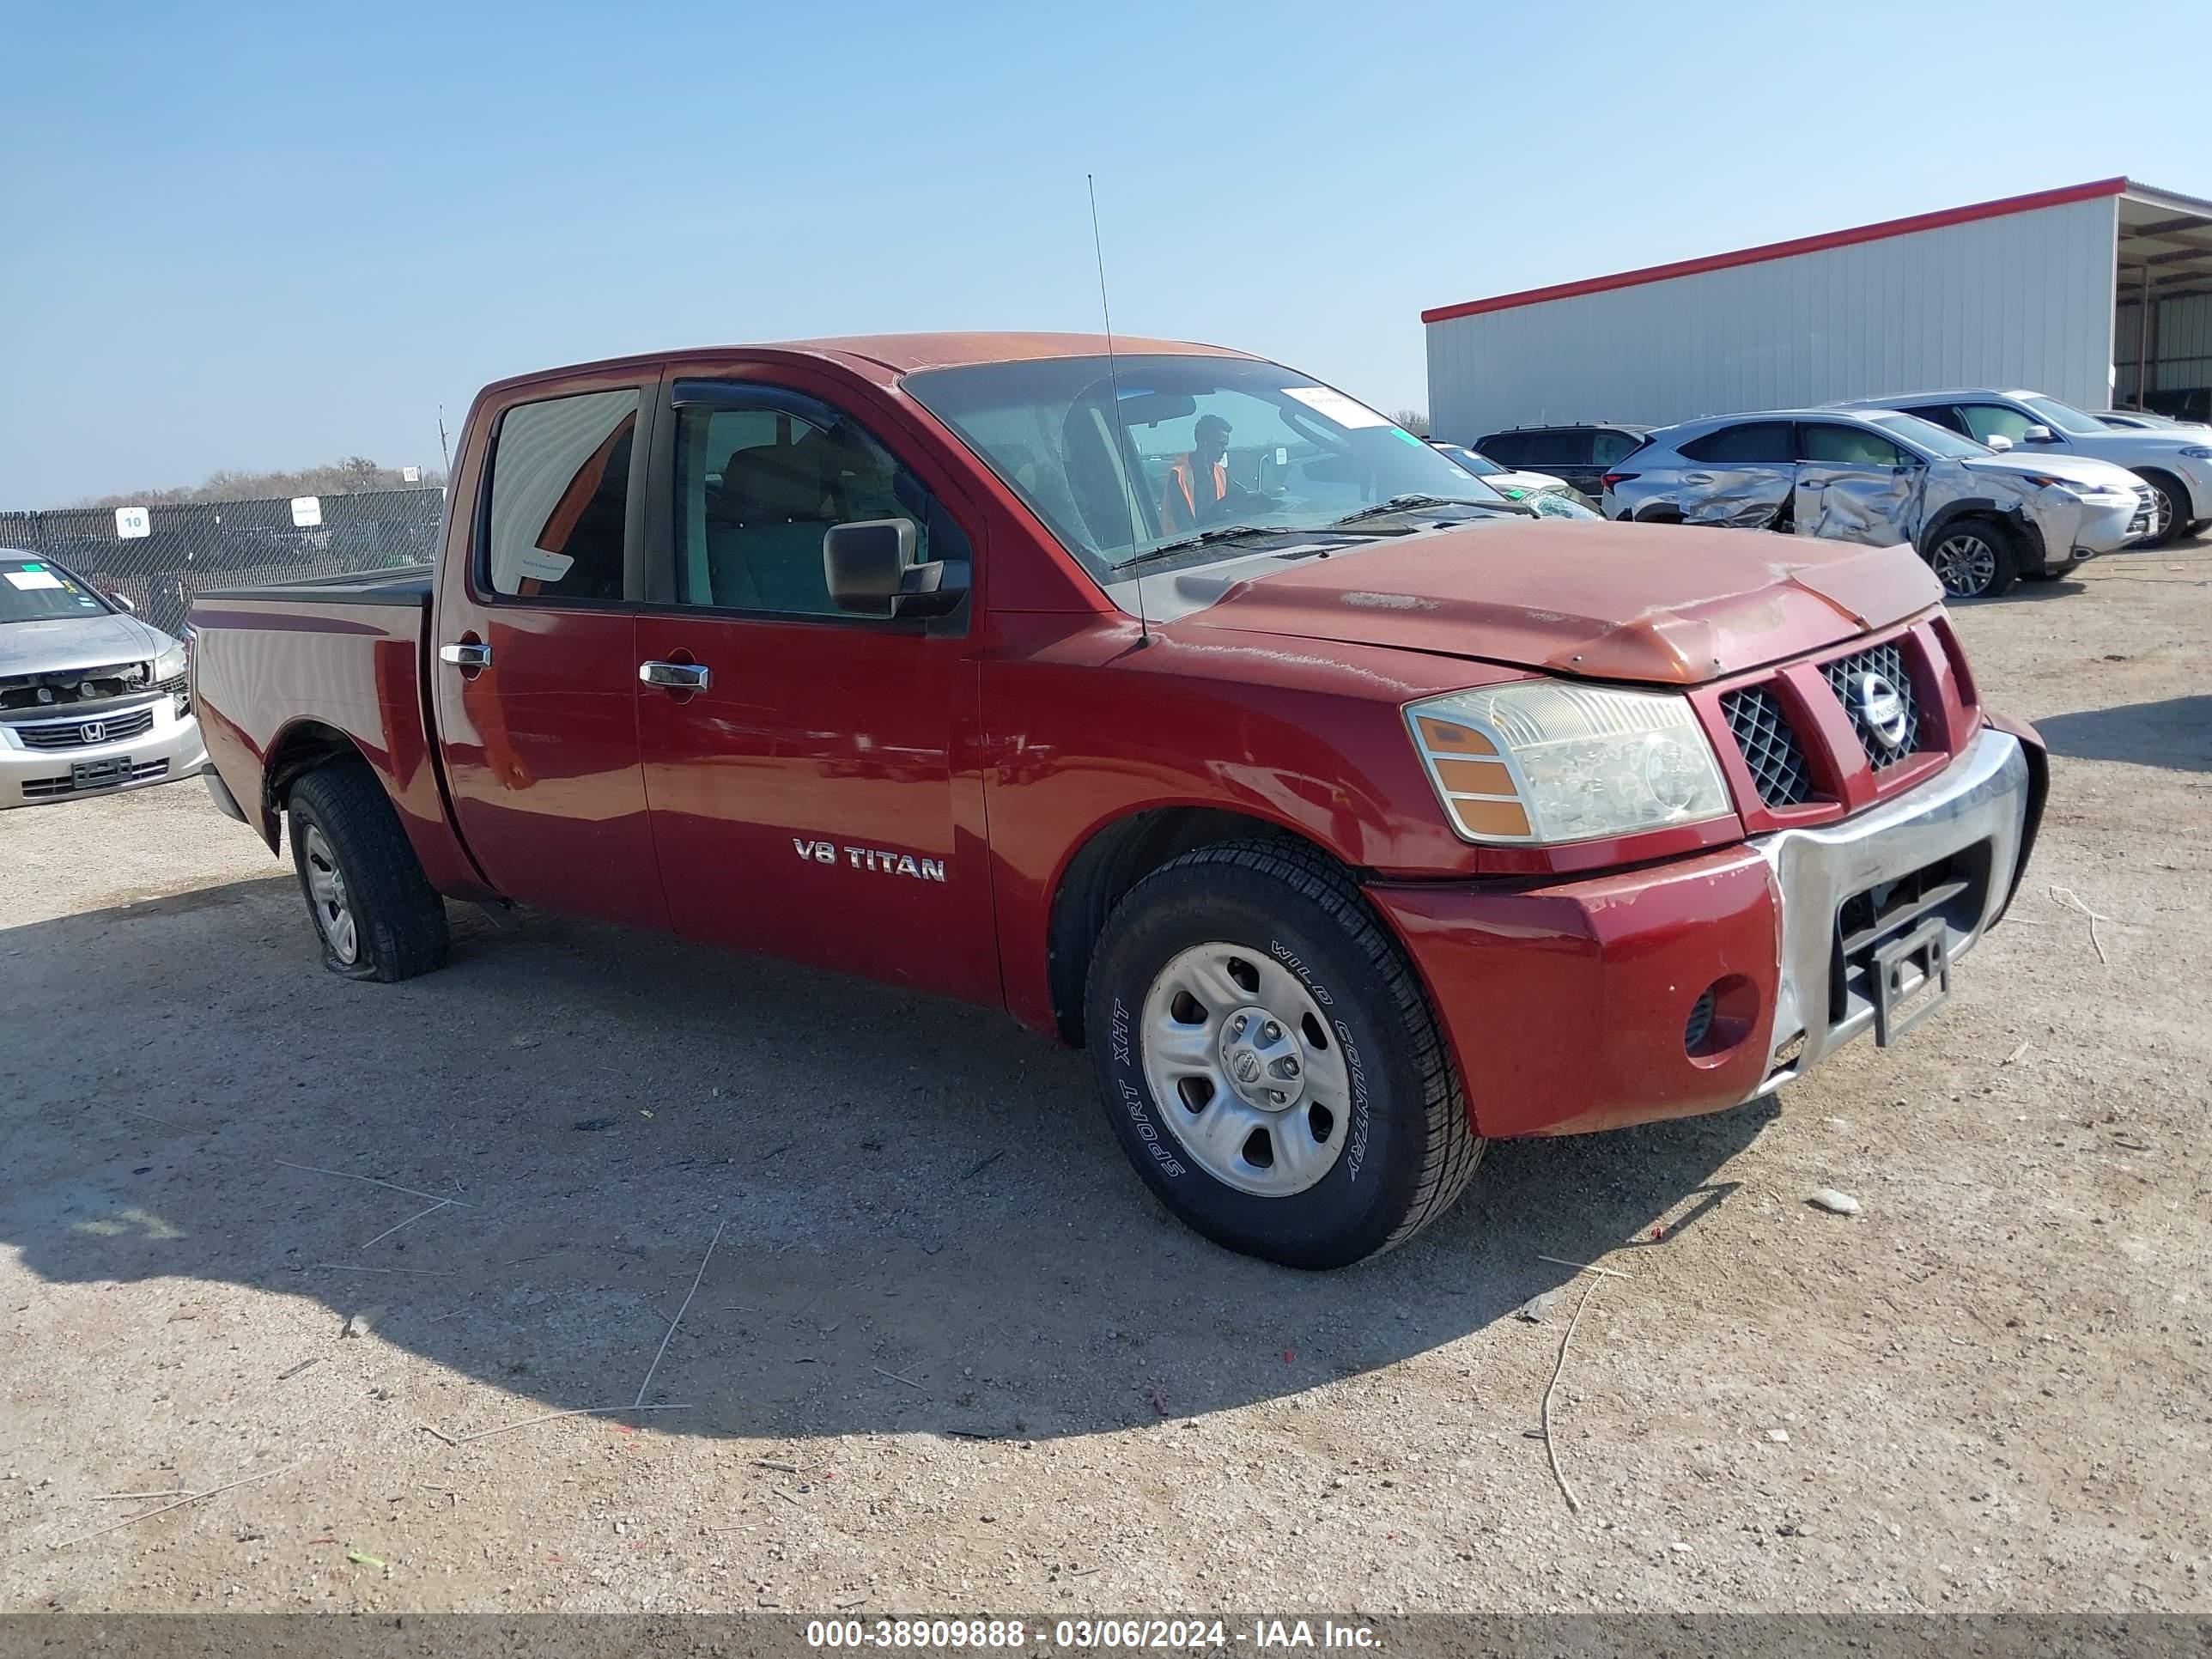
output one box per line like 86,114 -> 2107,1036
1931,532 -> 1997,597
302,824 -> 358,965
1139,941 -> 1351,1198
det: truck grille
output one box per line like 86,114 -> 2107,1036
12,704 -> 157,750
20,759 -> 170,799
1823,641 -> 1921,769
1721,687 -> 1814,807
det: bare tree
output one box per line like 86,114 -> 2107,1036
1389,409 -> 1431,437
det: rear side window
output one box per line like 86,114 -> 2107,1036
1680,422 -> 1794,464
1903,404 -> 1970,436
483,387 -> 640,602
1528,429 -> 1595,466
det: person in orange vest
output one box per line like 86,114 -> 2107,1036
1159,414 -> 1235,534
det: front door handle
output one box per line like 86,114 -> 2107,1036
438,641 -> 493,670
639,660 -> 711,691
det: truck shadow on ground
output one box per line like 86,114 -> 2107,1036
2035,695 -> 2212,774
0,876 -> 1768,1443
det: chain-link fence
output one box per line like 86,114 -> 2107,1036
0,489 -> 447,638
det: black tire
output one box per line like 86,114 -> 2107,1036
2135,471 -> 2190,549
1633,506 -> 1684,526
1084,838 -> 1482,1269
287,760 -> 450,982
1921,515 -> 2018,599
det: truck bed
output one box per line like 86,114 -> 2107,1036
188,575 -> 484,896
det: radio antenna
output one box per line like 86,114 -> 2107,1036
1087,173 -> 1150,648
436,404 -> 453,476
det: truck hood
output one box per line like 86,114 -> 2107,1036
0,611 -> 174,677
1173,520 -> 1942,685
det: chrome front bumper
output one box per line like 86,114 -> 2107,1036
0,698 -> 209,808
1749,726 -> 2033,1091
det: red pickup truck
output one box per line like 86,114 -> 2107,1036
191,333 -> 2046,1268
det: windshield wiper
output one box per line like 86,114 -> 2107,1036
1110,525 -> 1290,574
1330,494 -> 1527,526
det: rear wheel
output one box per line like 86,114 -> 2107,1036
1923,517 -> 2017,599
287,761 -> 450,981
1084,839 -> 1482,1269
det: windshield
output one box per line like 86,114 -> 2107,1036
905,355 -> 1514,580
2020,395 -> 2109,437
0,556 -> 112,624
1869,412 -> 1990,462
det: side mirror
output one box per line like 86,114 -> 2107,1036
823,519 -> 960,618
107,591 -> 137,612
2022,424 -> 2057,445
1984,434 -> 2014,453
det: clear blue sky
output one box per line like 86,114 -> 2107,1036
6,0 -> 2209,506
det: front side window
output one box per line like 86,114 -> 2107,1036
483,387 -> 639,601
1868,412 -> 1989,462
2020,394 -> 2107,437
904,355 -> 1515,580
1799,424 -> 1909,467
1590,430 -> 1640,465
1957,404 -> 2040,446
672,384 -> 969,617
1679,422 -> 1794,464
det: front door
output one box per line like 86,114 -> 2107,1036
432,379 -> 670,933
1791,422 -> 1923,545
631,375 -> 998,1006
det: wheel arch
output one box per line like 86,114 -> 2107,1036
1044,805 -> 1362,1046
259,718 -> 374,850
1919,497 -> 2041,567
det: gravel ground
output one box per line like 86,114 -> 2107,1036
1,537 -> 2206,1616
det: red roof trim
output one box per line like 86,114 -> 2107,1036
1420,178 -> 2130,325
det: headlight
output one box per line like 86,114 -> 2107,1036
2177,446 -> 2212,459
1407,682 -> 1732,844
152,644 -> 188,684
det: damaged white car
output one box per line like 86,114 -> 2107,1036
2,550 -> 207,808
1602,409 -> 2154,599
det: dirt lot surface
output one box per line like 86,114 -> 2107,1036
2,539 -> 2207,1617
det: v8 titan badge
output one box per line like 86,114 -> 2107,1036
793,838 -> 946,883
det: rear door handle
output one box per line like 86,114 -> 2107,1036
639,660 -> 712,691
438,641 -> 492,670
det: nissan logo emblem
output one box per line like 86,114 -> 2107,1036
80,720 -> 106,744
1231,1051 -> 1263,1085
1849,672 -> 1910,751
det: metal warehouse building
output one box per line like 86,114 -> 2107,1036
1424,177 -> 2212,443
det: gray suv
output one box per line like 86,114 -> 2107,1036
1601,409 -> 2154,599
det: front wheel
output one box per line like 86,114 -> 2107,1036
2135,471 -> 2188,548
1084,840 -> 1482,1269
1923,517 -> 2018,599
287,761 -> 451,981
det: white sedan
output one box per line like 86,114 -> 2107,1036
1425,442 -> 1597,517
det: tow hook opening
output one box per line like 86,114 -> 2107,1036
1685,974 -> 1759,1066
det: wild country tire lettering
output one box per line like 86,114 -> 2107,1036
1273,940 -> 1369,1182
1112,996 -> 1186,1178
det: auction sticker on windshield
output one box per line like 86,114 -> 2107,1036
4,569 -> 64,591
1281,386 -> 1391,428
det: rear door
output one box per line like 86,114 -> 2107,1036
1792,422 -> 1922,545
1674,421 -> 1796,526
431,376 -> 671,932
629,372 -> 999,1005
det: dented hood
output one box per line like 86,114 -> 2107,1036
1175,520 -> 1942,685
